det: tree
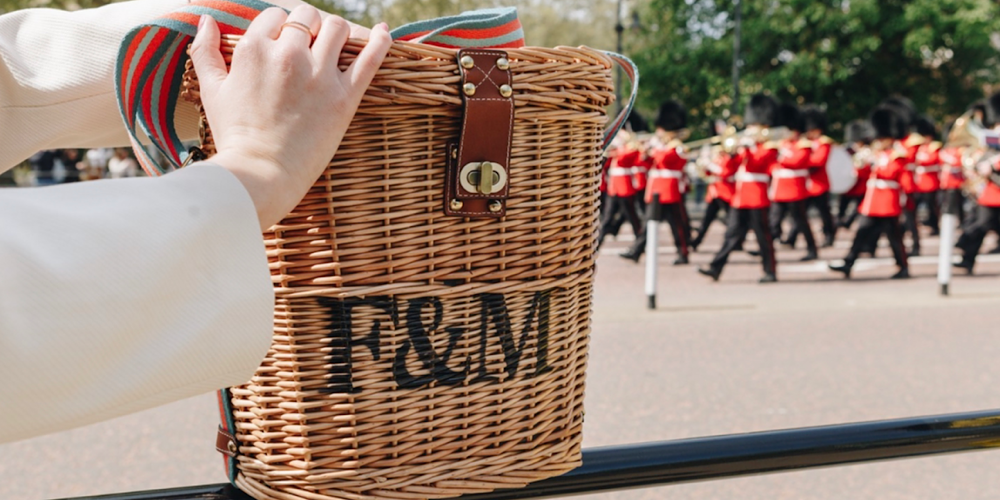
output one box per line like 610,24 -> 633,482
630,0 -> 1000,139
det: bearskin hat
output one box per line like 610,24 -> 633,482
800,105 -> 828,133
879,96 -> 917,127
870,107 -> 908,140
985,91 -> 1000,130
625,110 -> 649,133
913,114 -> 938,139
844,119 -> 875,145
655,100 -> 687,132
775,102 -> 802,132
745,93 -> 778,127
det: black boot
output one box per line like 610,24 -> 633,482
890,268 -> 910,279
800,251 -> 818,262
618,248 -> 641,263
698,266 -> 721,281
673,255 -> 689,265
822,234 -> 835,248
828,260 -> 852,279
758,273 -> 777,283
953,259 -> 974,275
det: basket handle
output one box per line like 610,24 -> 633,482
602,51 -> 640,152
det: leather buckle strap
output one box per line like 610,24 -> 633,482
444,49 -> 515,218
216,426 -> 238,458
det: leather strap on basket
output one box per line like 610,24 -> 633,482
444,49 -> 514,218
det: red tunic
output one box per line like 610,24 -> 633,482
769,138 -> 812,202
979,156 -> 1000,207
844,156 -> 871,198
632,157 -> 649,193
914,142 -> 942,193
706,153 -> 737,204
938,147 -> 965,191
806,137 -> 832,196
645,143 -> 686,204
859,149 -> 907,217
899,137 -> 920,195
607,148 -> 639,197
731,143 -> 776,210
599,157 -> 610,193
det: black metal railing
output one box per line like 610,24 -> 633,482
66,409 -> 1000,500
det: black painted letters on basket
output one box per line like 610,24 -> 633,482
318,291 -> 552,394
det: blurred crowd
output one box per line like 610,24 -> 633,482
11,147 -> 141,187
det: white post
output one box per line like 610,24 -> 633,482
937,213 -> 957,296
937,190 -> 960,296
645,219 -> 659,309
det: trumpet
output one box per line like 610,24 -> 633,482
682,126 -> 791,153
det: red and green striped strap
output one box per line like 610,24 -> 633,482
115,2 -> 636,175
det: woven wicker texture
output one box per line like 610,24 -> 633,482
183,37 -> 613,500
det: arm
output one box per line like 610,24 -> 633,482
0,0 -> 191,170
0,165 -> 273,444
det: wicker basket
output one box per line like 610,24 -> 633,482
184,36 -> 616,500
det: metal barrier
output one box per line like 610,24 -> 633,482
67,409 -> 1000,500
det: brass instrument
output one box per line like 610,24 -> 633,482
946,110 -> 1000,197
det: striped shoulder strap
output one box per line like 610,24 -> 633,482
115,4 -> 635,176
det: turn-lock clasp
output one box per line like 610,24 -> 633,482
459,161 -> 507,195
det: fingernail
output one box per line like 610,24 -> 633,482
376,22 -> 389,32
198,15 -> 208,32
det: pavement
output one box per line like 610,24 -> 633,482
2,220 -> 1000,500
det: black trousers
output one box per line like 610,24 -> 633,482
692,197 -> 729,247
902,206 -> 921,254
709,207 -> 776,275
598,194 -> 642,249
914,191 -> 940,232
627,200 -> 690,257
957,205 -> 1000,265
837,194 -> 863,228
769,200 -> 817,254
843,215 -> 908,269
786,192 -> 836,245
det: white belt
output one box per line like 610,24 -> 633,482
630,167 -> 648,174
649,169 -> 683,179
915,166 -> 941,174
735,172 -> 770,183
706,175 -> 736,183
868,179 -> 900,190
609,167 -> 631,176
772,168 -> 810,179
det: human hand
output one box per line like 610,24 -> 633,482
265,0 -> 373,38
189,6 -> 391,231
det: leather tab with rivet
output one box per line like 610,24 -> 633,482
444,48 -> 514,218
216,426 -> 238,458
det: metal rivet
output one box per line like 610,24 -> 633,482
463,83 -> 477,96
460,55 -> 475,69
496,57 -> 510,70
227,441 -> 237,454
499,84 -> 513,98
489,200 -> 503,213
450,199 -> 464,211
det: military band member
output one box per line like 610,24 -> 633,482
767,102 -> 819,260
690,145 -> 735,251
782,105 -> 837,248
597,137 -> 646,250
699,94 -> 778,283
829,107 -> 910,279
621,101 -> 691,264
837,120 -> 874,229
954,153 -> 1000,273
912,116 -> 942,235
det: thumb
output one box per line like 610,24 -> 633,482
189,15 -> 227,100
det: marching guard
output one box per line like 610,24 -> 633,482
597,135 -> 646,250
829,107 -> 910,279
690,146 -> 735,251
699,94 -> 778,283
955,92 -> 1000,273
767,102 -> 819,260
912,116 -> 942,235
837,120 -> 874,230
621,100 -> 691,265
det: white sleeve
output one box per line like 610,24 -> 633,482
0,0 -> 197,170
0,164 -> 274,444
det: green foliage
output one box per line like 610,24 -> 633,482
631,0 -> 1000,139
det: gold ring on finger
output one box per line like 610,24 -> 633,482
280,21 -> 316,41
